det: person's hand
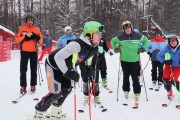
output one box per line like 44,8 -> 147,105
32,32 -> 40,42
85,66 -> 94,77
109,52 -> 113,56
114,48 -> 119,53
64,69 -> 79,82
138,48 -> 145,54
24,33 -> 32,41
164,59 -> 172,65
147,51 -> 152,57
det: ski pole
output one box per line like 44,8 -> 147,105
139,55 -> 148,101
74,81 -> 76,120
87,79 -> 92,120
116,60 -> 122,102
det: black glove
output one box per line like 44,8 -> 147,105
64,69 -> 79,82
32,32 -> 40,42
147,51 -> 152,57
85,65 -> 94,77
164,59 -> 172,65
109,52 -> 113,56
24,35 -> 31,41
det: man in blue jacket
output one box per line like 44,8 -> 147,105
56,26 -> 76,48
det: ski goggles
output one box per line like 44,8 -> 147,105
66,29 -> 72,32
92,25 -> 105,34
169,38 -> 177,42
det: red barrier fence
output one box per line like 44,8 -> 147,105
0,41 -> 11,62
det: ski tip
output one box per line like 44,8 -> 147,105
132,106 -> 138,109
11,101 -> 17,104
78,110 -> 84,113
176,105 -> 180,109
162,104 -> 168,107
33,98 -> 39,101
122,103 -> 128,106
149,88 -> 153,90
109,91 -> 113,93
102,109 -> 107,112
155,89 -> 159,91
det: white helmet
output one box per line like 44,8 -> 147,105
64,26 -> 72,33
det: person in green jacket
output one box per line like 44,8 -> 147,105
111,21 -> 148,101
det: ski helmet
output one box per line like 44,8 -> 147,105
122,21 -> 133,31
25,13 -> 34,20
83,21 -> 104,40
64,26 -> 72,33
166,34 -> 179,49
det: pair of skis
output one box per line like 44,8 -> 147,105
161,96 -> 180,109
12,91 -> 39,104
122,97 -> 139,109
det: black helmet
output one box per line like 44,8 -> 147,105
25,13 -> 35,20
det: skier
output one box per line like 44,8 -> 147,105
32,21 -> 104,120
15,13 -> 43,94
157,34 -> 180,99
111,21 -> 148,102
38,29 -> 52,62
146,30 -> 167,90
56,26 -> 76,49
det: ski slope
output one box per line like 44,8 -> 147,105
0,50 -> 179,120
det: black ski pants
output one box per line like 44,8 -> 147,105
121,61 -> 141,94
20,51 -> 37,87
151,61 -> 164,83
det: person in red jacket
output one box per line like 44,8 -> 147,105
38,29 -> 52,62
15,13 -> 43,94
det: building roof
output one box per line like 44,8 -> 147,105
0,25 -> 15,36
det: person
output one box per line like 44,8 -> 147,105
32,21 -> 104,120
111,21 -> 148,101
157,34 -> 180,99
146,30 -> 167,90
38,29 -> 52,62
15,13 -> 43,94
56,26 -> 76,49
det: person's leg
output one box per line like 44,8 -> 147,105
151,61 -> 158,83
20,51 -> 29,92
30,52 -> 37,88
157,61 -> 164,84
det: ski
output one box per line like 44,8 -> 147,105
30,91 -> 39,101
12,92 -> 27,104
162,96 -> 174,107
175,105 -> 180,109
78,100 -> 88,113
122,97 -> 129,106
96,101 -> 107,112
103,86 -> 113,93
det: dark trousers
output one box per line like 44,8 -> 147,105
151,61 -> 163,83
20,51 -> 37,87
121,61 -> 141,94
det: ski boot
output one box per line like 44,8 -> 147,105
95,96 -> 100,103
134,93 -> 140,101
20,86 -> 26,94
31,86 -> 36,93
124,91 -> 129,99
33,110 -> 46,120
50,105 -> 66,120
101,78 -> 107,88
167,90 -> 173,100
149,81 -> 156,90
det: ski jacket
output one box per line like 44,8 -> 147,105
111,32 -> 148,62
15,23 -> 43,52
56,33 -> 76,48
146,37 -> 167,61
43,34 -> 52,48
47,33 -> 98,75
157,46 -> 180,67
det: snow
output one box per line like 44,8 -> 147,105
0,25 -> 15,36
0,50 -> 179,120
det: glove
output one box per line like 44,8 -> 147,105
32,32 -> 40,42
114,48 -> 119,53
85,65 -> 94,77
109,52 -> 113,56
138,43 -> 143,48
64,69 -> 79,82
98,46 -> 104,54
147,51 -> 152,57
24,35 -> 31,41
164,59 -> 172,65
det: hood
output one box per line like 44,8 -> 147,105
166,34 -> 179,52
79,33 -> 92,46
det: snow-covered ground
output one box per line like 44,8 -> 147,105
0,50 -> 179,120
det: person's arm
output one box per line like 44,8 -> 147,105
56,37 -> 62,48
15,28 -> 25,44
54,41 -> 81,74
156,46 -> 168,63
140,35 -> 148,51
111,36 -> 121,52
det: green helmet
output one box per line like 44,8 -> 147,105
83,21 -> 104,39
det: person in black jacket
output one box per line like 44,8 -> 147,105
32,21 -> 104,120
